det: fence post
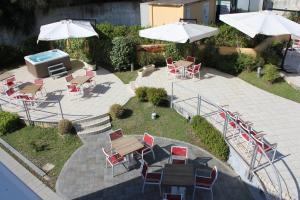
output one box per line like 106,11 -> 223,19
23,101 -> 33,126
58,101 -> 64,119
222,112 -> 229,136
171,82 -> 174,109
197,95 -> 201,115
248,144 -> 258,181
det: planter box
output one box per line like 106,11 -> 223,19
138,64 -> 155,77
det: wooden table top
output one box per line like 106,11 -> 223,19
174,60 -> 193,68
0,72 -> 13,81
19,82 -> 42,95
70,76 -> 91,86
112,136 -> 144,157
162,164 -> 195,186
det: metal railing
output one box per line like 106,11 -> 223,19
0,95 -> 64,124
170,81 -> 283,200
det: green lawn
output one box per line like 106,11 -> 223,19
239,71 -> 300,103
112,97 -> 201,146
113,69 -> 138,84
1,126 -> 82,189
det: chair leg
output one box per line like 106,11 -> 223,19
142,182 -> 145,193
112,165 -> 114,177
152,150 -> 155,160
211,189 -> 213,200
159,184 -> 161,196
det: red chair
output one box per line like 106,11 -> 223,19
102,147 -> 126,177
4,76 -> 16,88
85,70 -> 96,86
193,166 -> 218,200
169,146 -> 188,164
163,193 -> 183,200
186,63 -> 201,79
136,133 -> 155,160
109,129 -> 123,150
252,134 -> 277,162
141,161 -> 162,194
67,83 -> 82,96
166,57 -> 180,77
65,74 -> 74,83
186,56 -> 195,64
34,79 -> 46,96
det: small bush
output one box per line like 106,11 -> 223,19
191,116 -> 229,161
165,43 -> 183,61
263,64 -> 280,83
110,36 -> 136,71
0,112 -> 21,135
135,87 -> 148,102
30,140 -> 49,152
58,119 -> 74,135
235,54 -> 264,72
147,88 -> 168,106
138,52 -> 165,67
109,104 -> 125,119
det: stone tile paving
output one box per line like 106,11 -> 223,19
134,67 -> 300,199
282,72 -> 300,91
0,148 -> 62,200
0,65 -> 134,121
56,132 -> 254,200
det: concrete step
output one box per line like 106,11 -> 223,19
73,113 -> 109,124
77,123 -> 111,136
74,116 -> 110,131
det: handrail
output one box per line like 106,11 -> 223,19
171,81 -> 283,200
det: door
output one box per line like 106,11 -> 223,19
202,2 -> 210,25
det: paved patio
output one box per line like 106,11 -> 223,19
134,67 -> 300,199
0,62 -> 134,122
56,133 -> 254,200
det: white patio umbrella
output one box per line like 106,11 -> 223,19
37,19 -> 98,43
219,10 -> 300,38
139,22 -> 219,43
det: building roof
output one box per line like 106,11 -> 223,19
148,0 -> 202,6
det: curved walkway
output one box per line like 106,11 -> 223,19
134,67 -> 300,199
56,133 -> 253,200
0,64 -> 134,122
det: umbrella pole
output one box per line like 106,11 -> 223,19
280,35 -> 292,70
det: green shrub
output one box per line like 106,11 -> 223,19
147,88 -> 168,106
135,87 -> 148,101
191,116 -> 229,161
263,64 -> 280,83
58,119 -> 74,135
109,104 -> 125,119
110,37 -> 136,71
165,43 -> 183,61
138,52 -> 165,67
30,140 -> 49,152
0,112 -> 21,135
235,54 -> 264,72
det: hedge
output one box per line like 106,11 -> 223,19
191,115 -> 229,161
0,112 -> 22,136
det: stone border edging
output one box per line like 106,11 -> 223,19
0,138 -> 46,177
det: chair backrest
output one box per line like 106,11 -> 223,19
143,133 -> 154,147
193,63 -> 201,72
65,74 -> 74,82
5,88 -> 15,97
101,147 -> 109,159
141,162 -> 148,179
164,193 -> 183,200
109,129 -> 123,141
210,166 -> 218,186
34,79 -> 43,85
171,146 -> 188,157
86,70 -> 94,78
166,57 -> 173,65
186,56 -> 195,63
237,117 -> 249,132
6,76 -> 16,84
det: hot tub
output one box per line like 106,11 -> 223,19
24,49 -> 71,78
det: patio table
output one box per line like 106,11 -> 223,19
162,164 -> 195,187
112,136 -> 144,170
70,76 -> 91,86
0,72 -> 13,82
174,60 -> 193,78
18,82 -> 42,96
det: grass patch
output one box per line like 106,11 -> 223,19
239,71 -> 300,103
1,126 -> 82,189
112,97 -> 229,161
114,69 -> 138,84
